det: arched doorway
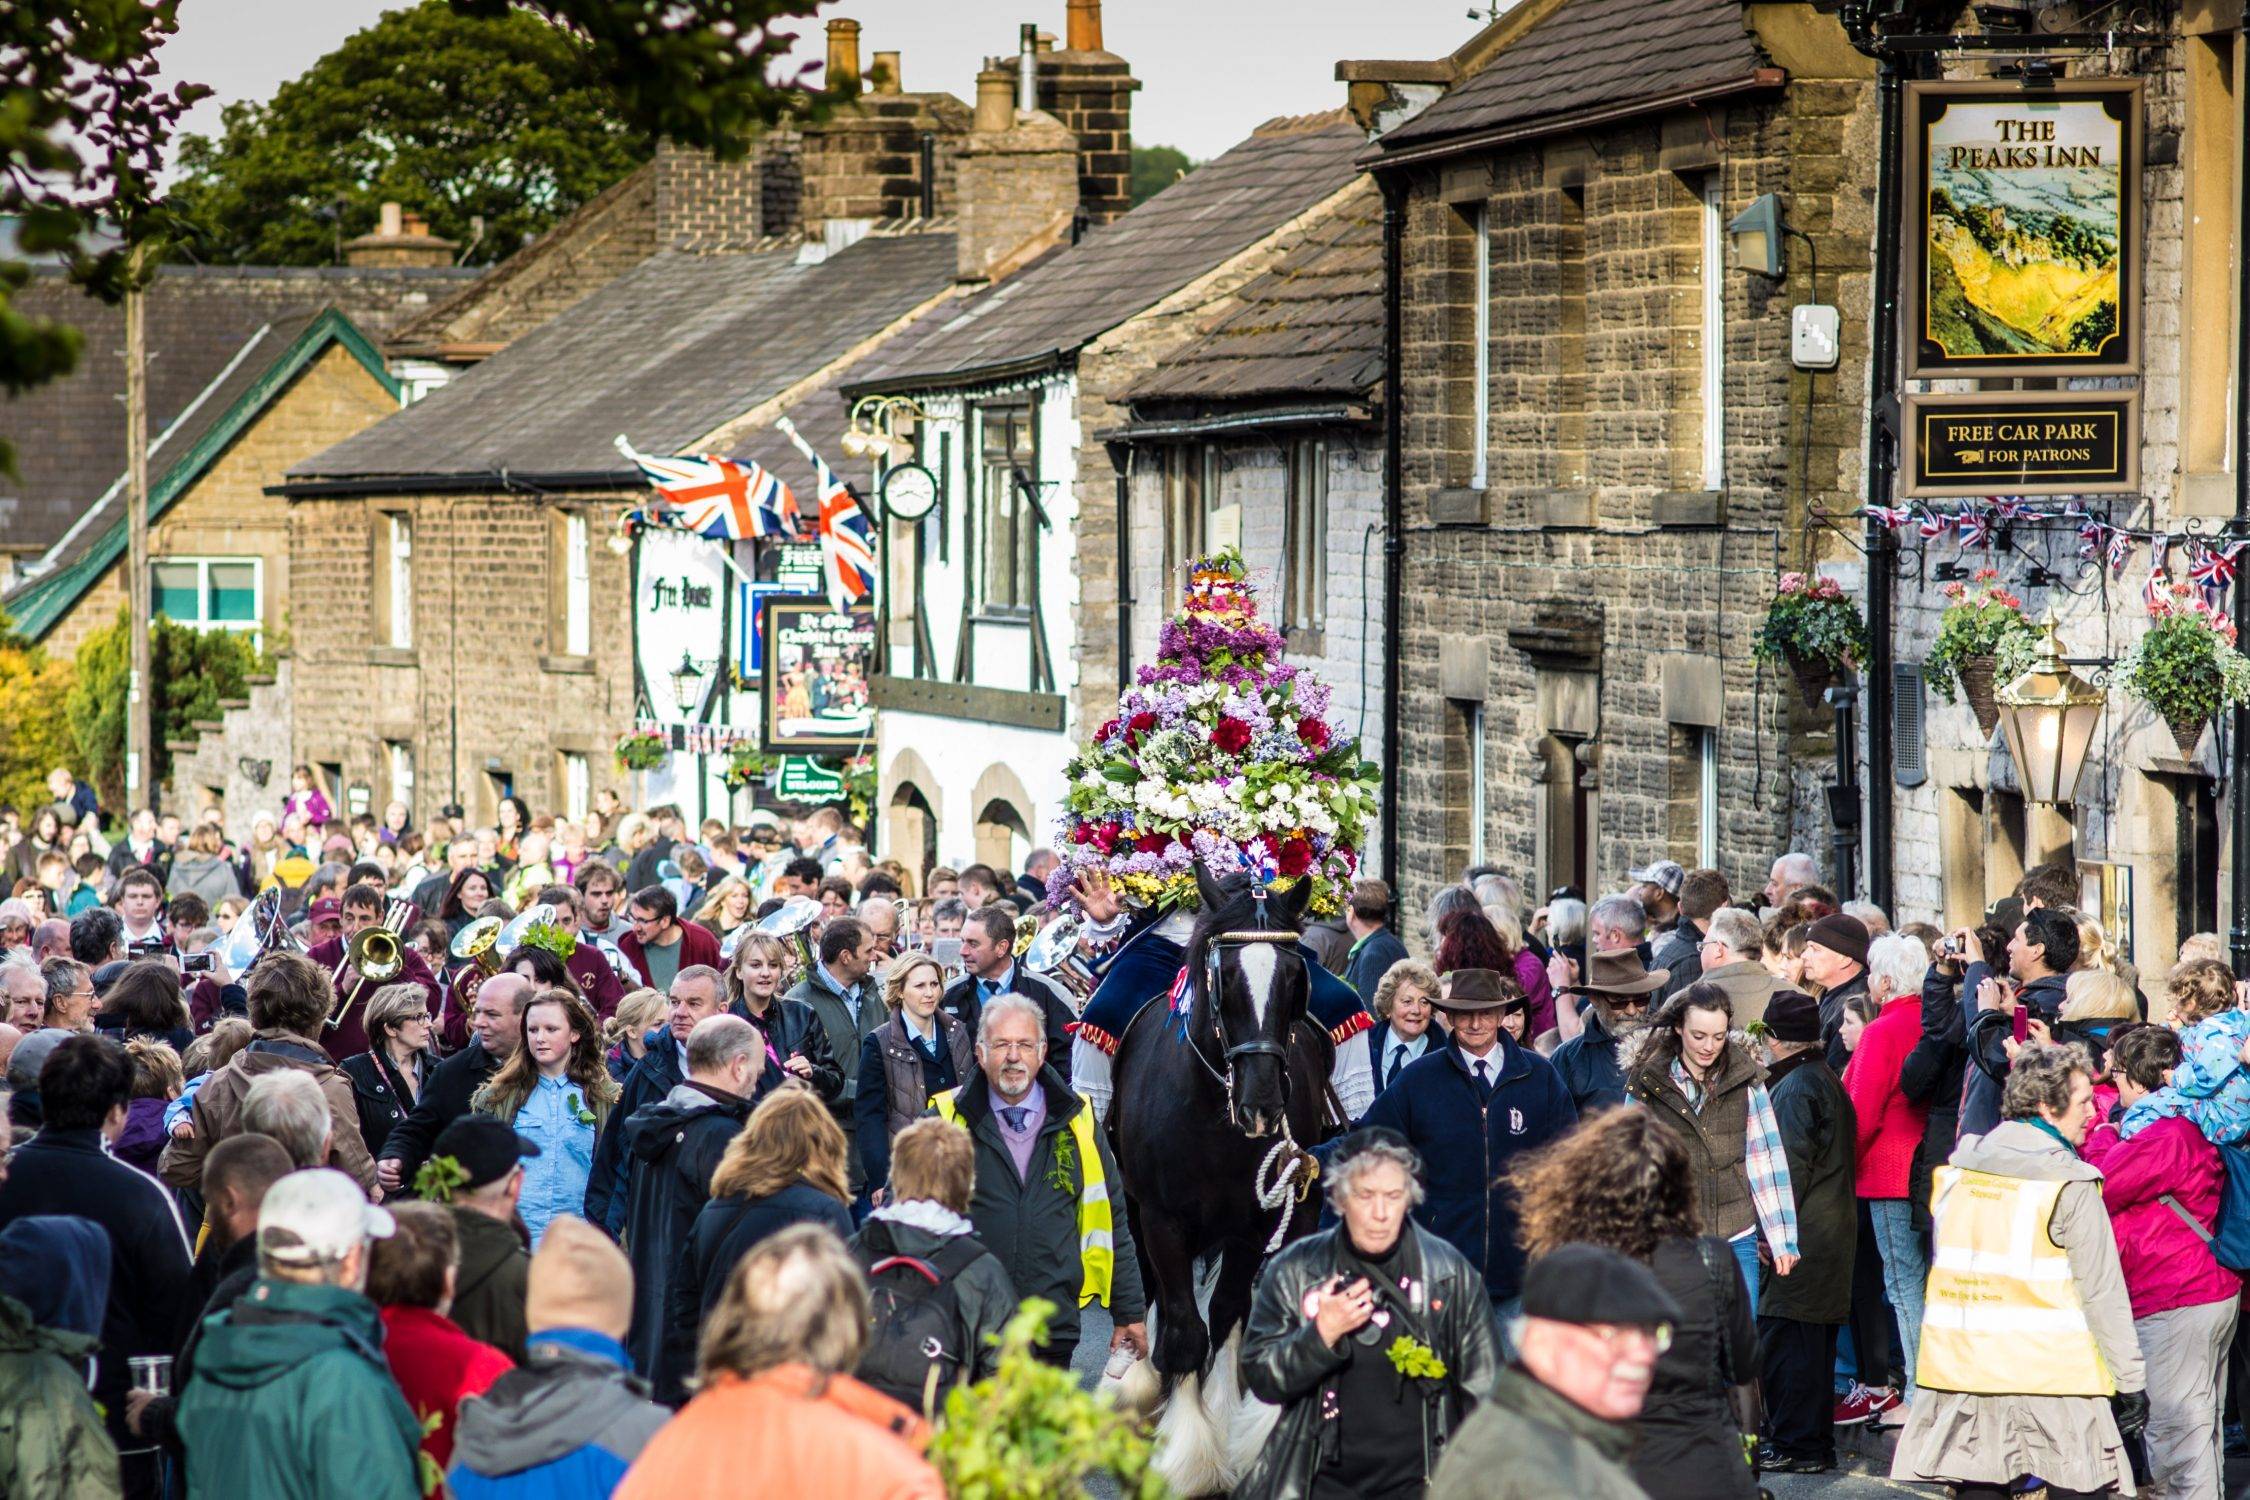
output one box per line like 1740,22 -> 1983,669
887,783 -> 938,892
969,763 -> 1038,878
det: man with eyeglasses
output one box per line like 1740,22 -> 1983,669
931,994 -> 1143,1373
1429,1243 -> 1681,1500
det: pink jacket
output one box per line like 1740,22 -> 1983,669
1514,948 -> 1556,1038
2082,1113 -> 2242,1319
1841,993 -> 1928,1199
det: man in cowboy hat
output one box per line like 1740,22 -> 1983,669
1548,949 -> 1670,1114
1359,968 -> 1577,1314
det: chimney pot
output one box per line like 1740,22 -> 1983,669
1066,0 -> 1103,51
400,211 -> 428,237
871,49 -> 901,94
1018,24 -> 1039,114
1034,31 -> 1056,52
825,17 -> 862,94
379,201 -> 403,237
974,69 -> 1017,133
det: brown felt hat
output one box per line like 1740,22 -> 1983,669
1558,947 -> 1670,997
1437,968 -> 1522,1013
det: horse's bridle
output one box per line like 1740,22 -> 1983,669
1195,929 -> 1303,1091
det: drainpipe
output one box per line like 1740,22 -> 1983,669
1017,24 -> 1039,114
2231,60 -> 2250,974
1379,173 -> 1407,902
1105,440 -> 1133,686
1859,55 -> 1904,913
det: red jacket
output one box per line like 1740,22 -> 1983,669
304,934 -> 445,1060
618,919 -> 721,990
568,945 -> 626,1020
1841,992 -> 1929,1199
2082,1113 -> 2243,1319
380,1304 -> 512,1489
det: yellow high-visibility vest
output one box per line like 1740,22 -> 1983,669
1918,1165 -> 2113,1397
933,1088 -> 1116,1308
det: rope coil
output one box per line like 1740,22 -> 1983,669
1252,1135 -> 1317,1254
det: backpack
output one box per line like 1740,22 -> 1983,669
2162,1141 -> 2250,1272
850,1220 -> 989,1412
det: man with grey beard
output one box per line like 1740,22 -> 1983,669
1548,949 -> 1669,1113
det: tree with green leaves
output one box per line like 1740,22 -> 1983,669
0,0 -> 208,473
1130,145 -> 1195,208
171,2 -> 656,266
66,607 -> 268,816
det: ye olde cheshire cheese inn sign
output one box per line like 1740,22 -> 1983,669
1898,78 -> 2142,498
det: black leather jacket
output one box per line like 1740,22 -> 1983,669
1235,1222 -> 1500,1500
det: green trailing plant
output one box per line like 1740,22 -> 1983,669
65,606 -> 268,813
1752,571 -> 1867,673
2117,584 -> 2250,736
615,730 -> 668,771
927,1300 -> 1167,1500
722,744 -> 775,789
1924,569 -> 2039,702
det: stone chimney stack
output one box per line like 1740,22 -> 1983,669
955,61 -> 1080,283
826,18 -> 862,93
871,50 -> 902,95
798,20 -> 971,240
344,201 -> 458,267
1008,0 -> 1139,229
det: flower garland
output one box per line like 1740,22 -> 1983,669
1056,549 -> 1380,917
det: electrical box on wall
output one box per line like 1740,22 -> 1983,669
1792,304 -> 1841,371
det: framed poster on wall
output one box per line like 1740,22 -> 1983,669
1902,79 -> 2140,378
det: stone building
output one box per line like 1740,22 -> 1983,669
846,109 -> 1368,877
1360,0 -> 1879,916
1875,4 -> 2236,978
1105,182 -> 1389,869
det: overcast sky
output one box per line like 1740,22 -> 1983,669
157,1 -> 1488,162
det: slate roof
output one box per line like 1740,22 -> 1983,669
5,308 -> 399,640
289,230 -> 959,489
0,265 -> 472,557
849,113 -> 1369,394
1379,0 -> 1770,154
1125,181 -> 1383,409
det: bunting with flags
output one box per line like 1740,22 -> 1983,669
615,435 -> 801,541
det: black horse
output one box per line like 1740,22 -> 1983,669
1108,861 -> 1335,1397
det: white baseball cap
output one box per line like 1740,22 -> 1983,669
257,1168 -> 395,1266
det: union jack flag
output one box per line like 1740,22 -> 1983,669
1990,496 -> 2030,523
1955,509 -> 1994,550
2145,535 -> 2173,615
811,449 -> 876,612
2108,529 -> 2135,575
1917,510 -> 1951,541
2192,541 -> 2246,608
1864,505 -> 1912,531
2076,519 -> 2107,561
615,435 -> 801,540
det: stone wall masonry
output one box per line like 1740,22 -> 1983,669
167,658 -> 295,835
288,489 -> 640,823
1389,69 -> 1878,927
799,95 -> 972,230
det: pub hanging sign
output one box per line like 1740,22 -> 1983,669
1900,389 -> 2140,498
1902,79 -> 2140,378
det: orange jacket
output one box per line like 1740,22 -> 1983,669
615,1365 -> 942,1500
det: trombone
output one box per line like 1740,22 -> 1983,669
329,925 -> 405,1028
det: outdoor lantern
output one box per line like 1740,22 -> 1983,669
1728,193 -> 1787,278
669,651 -> 710,715
1995,621 -> 2105,806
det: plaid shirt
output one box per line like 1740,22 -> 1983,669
1671,1059 -> 1800,1260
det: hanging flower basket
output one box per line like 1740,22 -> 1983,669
1754,572 -> 1867,710
2116,583 -> 2250,762
614,730 -> 669,772
722,745 -> 774,790
1925,570 -> 2036,741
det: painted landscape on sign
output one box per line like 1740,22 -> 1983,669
1925,100 -> 2122,361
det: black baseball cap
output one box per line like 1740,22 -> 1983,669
1520,1244 -> 1683,1329
431,1117 -> 541,1190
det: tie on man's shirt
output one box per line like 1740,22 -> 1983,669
999,1105 -> 1030,1132
1473,1058 -> 1492,1091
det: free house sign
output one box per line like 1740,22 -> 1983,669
1901,389 -> 2139,498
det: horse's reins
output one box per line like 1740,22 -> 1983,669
1194,923 -> 1319,1250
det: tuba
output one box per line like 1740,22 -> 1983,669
753,896 -> 823,984
1023,912 -> 1095,1006
210,887 -> 303,978
1013,912 -> 1040,959
450,915 -> 505,982
330,925 -> 405,1029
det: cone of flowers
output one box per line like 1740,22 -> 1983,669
2118,582 -> 2250,758
1753,571 -> 1868,711
1056,549 -> 1381,916
1926,569 -> 2038,739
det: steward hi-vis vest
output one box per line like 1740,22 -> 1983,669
933,1088 -> 1115,1308
1918,1165 -> 2113,1398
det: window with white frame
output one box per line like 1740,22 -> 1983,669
1284,438 -> 1327,634
386,741 -> 415,809
564,512 -> 591,656
1162,443 -> 1206,597
382,513 -> 414,649
560,751 -> 590,822
1471,202 -> 1492,490
977,403 -> 1037,613
1698,175 -> 1725,492
152,557 -> 260,635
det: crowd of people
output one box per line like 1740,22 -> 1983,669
0,766 -> 2241,1500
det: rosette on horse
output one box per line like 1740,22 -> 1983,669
1054,550 -> 1383,1494
1059,550 -> 1382,1126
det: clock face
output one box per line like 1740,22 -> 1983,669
881,462 -> 939,521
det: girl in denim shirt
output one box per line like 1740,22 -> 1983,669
473,986 -> 618,1245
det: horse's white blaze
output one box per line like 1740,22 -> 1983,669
1236,940 -> 1278,1030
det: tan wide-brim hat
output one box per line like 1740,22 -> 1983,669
1557,947 -> 1670,997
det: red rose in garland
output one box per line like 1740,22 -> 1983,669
1297,716 -> 1329,749
1211,717 -> 1253,754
